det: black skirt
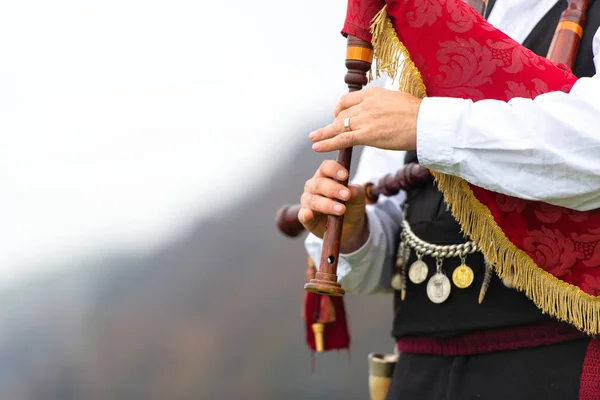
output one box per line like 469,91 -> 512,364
386,338 -> 592,400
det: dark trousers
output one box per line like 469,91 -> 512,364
386,338 -> 591,400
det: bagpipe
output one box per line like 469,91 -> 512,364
280,0 -> 598,365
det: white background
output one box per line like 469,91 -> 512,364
0,0 -> 350,288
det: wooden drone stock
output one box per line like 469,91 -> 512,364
364,162 -> 434,204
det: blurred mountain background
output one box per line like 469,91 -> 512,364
0,0 -> 397,398
0,137 -> 394,399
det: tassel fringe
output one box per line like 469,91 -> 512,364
370,6 -> 427,98
369,7 -> 600,335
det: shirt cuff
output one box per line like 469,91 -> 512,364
416,96 -> 471,173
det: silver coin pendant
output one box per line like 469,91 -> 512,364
427,273 -> 451,304
408,260 -> 428,284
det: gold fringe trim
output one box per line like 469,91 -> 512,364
370,7 -> 427,98
369,7 -> 600,335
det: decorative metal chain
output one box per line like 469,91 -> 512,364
401,220 -> 480,259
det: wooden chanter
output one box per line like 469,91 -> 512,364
303,35 -> 374,297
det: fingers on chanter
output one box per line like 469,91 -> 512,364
313,130 -> 361,153
335,103 -> 361,122
309,176 -> 351,202
309,120 -> 343,142
316,160 -> 348,181
334,91 -> 364,117
301,192 -> 346,216
298,207 -> 314,225
310,115 -> 365,144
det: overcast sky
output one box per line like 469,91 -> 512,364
0,0 -> 351,288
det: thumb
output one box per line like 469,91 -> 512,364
298,208 -> 316,229
347,184 -> 366,205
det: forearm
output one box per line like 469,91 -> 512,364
413,26 -> 600,211
339,214 -> 369,254
417,75 -> 600,211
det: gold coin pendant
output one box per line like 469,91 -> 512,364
452,264 -> 474,289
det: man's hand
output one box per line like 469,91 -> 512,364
309,87 -> 422,153
298,160 -> 368,252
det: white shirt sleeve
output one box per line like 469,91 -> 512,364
417,27 -> 600,211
